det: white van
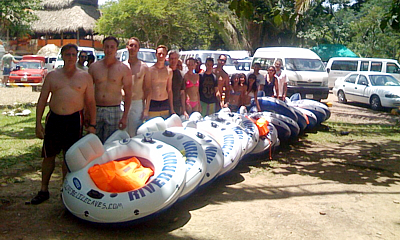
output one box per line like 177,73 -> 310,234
179,50 -> 236,75
116,48 -> 156,67
326,57 -> 400,88
252,47 -> 329,101
54,46 -> 97,69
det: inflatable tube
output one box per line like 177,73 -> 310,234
291,104 -> 326,125
136,117 -> 167,135
195,120 -> 243,176
291,99 -> 331,120
165,114 -> 183,128
65,134 -> 105,173
204,113 -> 253,156
249,113 -> 291,142
168,127 -> 224,186
255,97 -> 298,121
135,130 -> 207,199
295,107 -> 318,130
291,107 -> 308,132
211,111 -> 260,154
63,134 -> 186,223
259,112 -> 300,139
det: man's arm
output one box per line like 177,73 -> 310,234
84,74 -> 96,134
120,65 -> 133,129
167,68 -> 175,114
36,73 -> 52,139
142,65 -> 151,120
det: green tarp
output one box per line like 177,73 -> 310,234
311,44 -> 358,62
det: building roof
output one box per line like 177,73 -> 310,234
31,0 -> 100,34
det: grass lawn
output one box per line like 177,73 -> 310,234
1,105 -> 399,180
0,107 -> 47,178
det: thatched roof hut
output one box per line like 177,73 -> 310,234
31,0 -> 100,34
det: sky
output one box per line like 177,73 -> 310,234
98,0 -> 114,6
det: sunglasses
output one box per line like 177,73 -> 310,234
218,59 -> 226,63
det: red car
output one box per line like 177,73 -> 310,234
8,55 -> 48,86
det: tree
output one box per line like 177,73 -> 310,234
0,0 -> 42,41
96,0 -> 226,50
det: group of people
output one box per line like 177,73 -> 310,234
29,35 -> 288,204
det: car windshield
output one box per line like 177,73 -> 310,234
369,75 -> 400,86
18,62 -> 41,69
138,51 -> 156,63
285,58 -> 326,72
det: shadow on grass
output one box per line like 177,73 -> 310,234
242,120 -> 400,187
2,112 -> 400,237
0,144 -> 42,178
0,115 -> 38,140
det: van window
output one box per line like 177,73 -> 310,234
371,62 -> 382,72
285,58 -> 325,72
386,62 -> 400,73
120,51 -> 128,62
360,61 -> 369,71
331,60 -> 357,71
345,74 -> 357,83
252,57 -> 275,70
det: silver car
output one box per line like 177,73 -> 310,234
332,71 -> 400,110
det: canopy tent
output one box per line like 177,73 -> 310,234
311,44 -> 358,62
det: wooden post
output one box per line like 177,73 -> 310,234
77,30 -> 80,46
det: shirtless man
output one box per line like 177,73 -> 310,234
125,37 -> 151,136
89,36 -> 132,143
31,43 -> 96,204
213,54 -> 230,109
146,45 -> 174,119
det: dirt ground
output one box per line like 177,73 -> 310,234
0,88 -> 399,240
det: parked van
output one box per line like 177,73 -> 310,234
54,46 -> 96,69
44,56 -> 57,70
179,50 -> 237,75
252,47 -> 329,101
116,48 -> 157,67
326,57 -> 400,88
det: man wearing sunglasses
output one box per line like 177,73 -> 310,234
76,51 -> 88,71
213,54 -> 229,110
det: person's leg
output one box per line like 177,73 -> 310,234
40,156 -> 57,192
127,100 -> 143,137
31,155 -> 56,204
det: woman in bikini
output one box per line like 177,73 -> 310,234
264,66 -> 278,97
243,74 -> 261,112
226,73 -> 247,112
184,58 -> 201,114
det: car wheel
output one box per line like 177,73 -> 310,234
337,90 -> 347,103
370,95 -> 382,111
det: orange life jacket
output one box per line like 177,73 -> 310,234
88,157 -> 154,193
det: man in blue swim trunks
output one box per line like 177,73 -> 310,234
31,43 -> 96,204
146,45 -> 175,119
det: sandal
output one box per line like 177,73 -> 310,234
31,191 -> 49,205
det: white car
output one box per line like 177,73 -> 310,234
332,72 -> 400,110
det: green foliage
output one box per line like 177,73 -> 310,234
0,0 -> 42,39
96,0 -> 226,49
